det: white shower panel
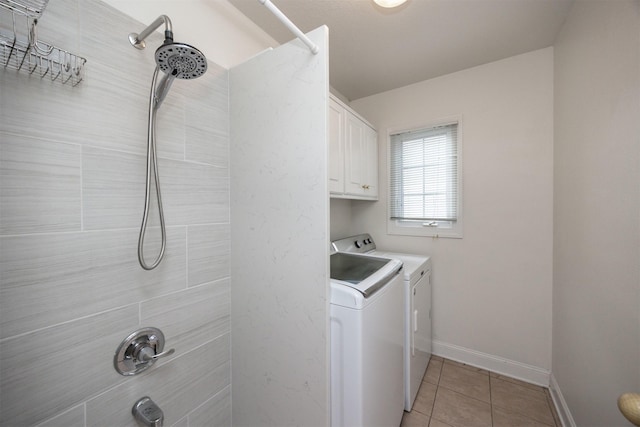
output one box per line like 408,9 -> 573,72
230,26 -> 330,426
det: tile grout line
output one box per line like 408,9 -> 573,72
429,360 -> 441,425
489,374 -> 494,427
429,358 -> 443,426
80,144 -> 84,232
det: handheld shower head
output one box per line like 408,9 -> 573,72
129,15 -> 208,82
152,43 -> 207,108
131,15 -> 209,270
155,42 -> 208,80
130,17 -> 208,109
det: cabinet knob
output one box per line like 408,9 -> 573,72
362,184 -> 370,190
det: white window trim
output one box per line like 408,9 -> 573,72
386,116 -> 463,239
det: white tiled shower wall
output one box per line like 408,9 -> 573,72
0,0 -> 232,425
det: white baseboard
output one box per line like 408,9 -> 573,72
432,340 -> 551,387
549,373 -> 576,427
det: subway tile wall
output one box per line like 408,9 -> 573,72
0,0 -> 231,425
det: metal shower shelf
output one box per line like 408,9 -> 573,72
0,0 -> 48,18
0,0 -> 86,86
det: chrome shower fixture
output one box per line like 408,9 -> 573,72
128,14 -> 173,51
129,15 -> 207,79
130,15 -> 208,270
130,15 -> 207,108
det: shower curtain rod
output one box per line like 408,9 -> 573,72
258,0 -> 319,54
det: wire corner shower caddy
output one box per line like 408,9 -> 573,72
0,0 -> 86,86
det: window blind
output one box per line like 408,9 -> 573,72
390,123 -> 458,221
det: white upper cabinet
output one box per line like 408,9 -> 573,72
329,98 -> 345,194
329,95 -> 378,200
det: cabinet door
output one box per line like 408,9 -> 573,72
329,99 -> 345,194
330,96 -> 378,200
344,111 -> 366,195
363,124 -> 378,198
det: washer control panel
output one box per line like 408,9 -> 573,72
332,233 -> 376,254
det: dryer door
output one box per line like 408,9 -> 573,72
408,270 -> 432,408
412,270 -> 432,358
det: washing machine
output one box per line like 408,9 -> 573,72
332,234 -> 432,412
330,250 -> 405,427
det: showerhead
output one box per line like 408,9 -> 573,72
129,15 -> 207,79
152,42 -> 207,108
129,15 -> 208,108
155,42 -> 208,80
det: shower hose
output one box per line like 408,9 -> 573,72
138,66 -> 167,270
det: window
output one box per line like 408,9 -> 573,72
388,120 -> 462,238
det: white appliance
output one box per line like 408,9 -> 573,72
332,234 -> 432,412
330,250 -> 405,427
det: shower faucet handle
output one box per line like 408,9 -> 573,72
137,345 -> 175,363
114,327 -> 175,375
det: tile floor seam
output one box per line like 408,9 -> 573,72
431,387 -> 493,427
428,362 -> 441,425
429,385 -> 438,420
489,374 -> 494,427
436,385 -> 493,406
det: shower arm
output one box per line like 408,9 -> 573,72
129,15 -> 174,50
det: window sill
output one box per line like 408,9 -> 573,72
387,220 -> 463,238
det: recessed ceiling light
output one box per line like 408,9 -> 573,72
373,0 -> 407,8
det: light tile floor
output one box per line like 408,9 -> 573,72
401,356 -> 562,427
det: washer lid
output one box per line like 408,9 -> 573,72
330,252 -> 403,297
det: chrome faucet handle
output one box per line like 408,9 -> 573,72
137,346 -> 175,362
114,327 -> 174,375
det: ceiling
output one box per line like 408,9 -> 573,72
228,0 -> 574,101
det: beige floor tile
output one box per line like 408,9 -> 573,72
443,359 -> 490,375
401,410 -> 430,427
412,381 -> 438,416
490,372 -> 547,394
398,357 -> 562,427
544,389 -> 562,427
492,406 -> 555,427
424,358 -> 443,385
429,418 -> 455,427
431,387 -> 492,427
491,377 -> 555,426
439,363 -> 491,403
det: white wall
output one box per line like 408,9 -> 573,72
553,1 -> 640,425
350,48 -> 554,382
330,199 -> 354,241
102,0 -> 276,68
